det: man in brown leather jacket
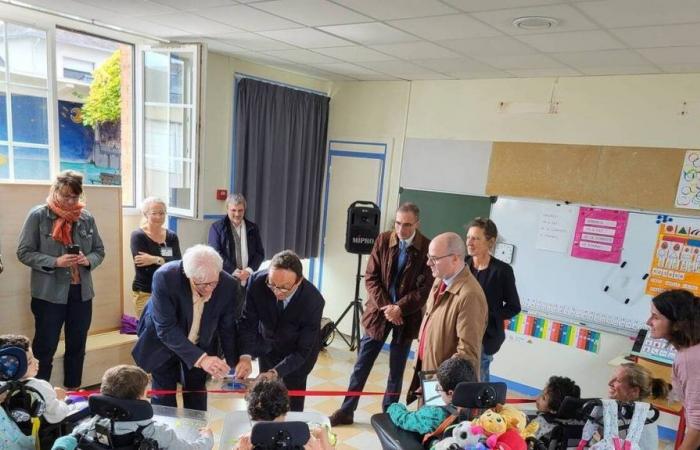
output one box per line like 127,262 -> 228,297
330,203 -> 433,426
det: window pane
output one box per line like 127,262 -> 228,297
145,51 -> 168,104
11,93 -> 48,144
169,159 -> 191,210
14,146 -> 49,179
169,107 -> 191,159
0,92 -> 7,141
7,23 -> 47,88
169,52 -> 193,104
0,145 -> 8,179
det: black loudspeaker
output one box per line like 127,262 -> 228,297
345,201 -> 381,255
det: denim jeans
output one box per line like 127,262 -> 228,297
480,349 -> 495,382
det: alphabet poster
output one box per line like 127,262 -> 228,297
646,222 -> 700,295
571,207 -> 629,263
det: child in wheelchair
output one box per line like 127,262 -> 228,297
0,334 -> 88,449
54,364 -> 213,450
532,376 -> 582,442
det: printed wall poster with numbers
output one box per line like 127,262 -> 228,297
675,150 -> 700,210
571,207 -> 629,263
646,222 -> 700,295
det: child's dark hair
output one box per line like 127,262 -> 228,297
437,357 -> 476,393
544,376 -> 581,412
0,334 -> 31,351
246,379 -> 290,421
101,365 -> 149,400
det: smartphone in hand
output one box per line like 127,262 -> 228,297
66,244 -> 81,255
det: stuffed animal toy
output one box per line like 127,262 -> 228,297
451,420 -> 483,448
497,404 -> 539,439
494,428 -> 528,450
471,409 -> 508,448
432,437 -> 464,450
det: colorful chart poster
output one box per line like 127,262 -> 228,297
506,312 -> 600,353
646,223 -> 700,295
675,150 -> 700,210
571,207 -> 629,263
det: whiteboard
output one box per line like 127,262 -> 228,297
490,196 -> 700,336
400,138 -> 491,195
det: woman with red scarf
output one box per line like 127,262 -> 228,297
17,170 -> 105,389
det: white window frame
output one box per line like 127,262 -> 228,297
136,43 -> 202,218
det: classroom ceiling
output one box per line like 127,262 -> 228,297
19,0 -> 700,81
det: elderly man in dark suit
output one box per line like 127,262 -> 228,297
132,244 -> 241,411
233,250 -> 325,412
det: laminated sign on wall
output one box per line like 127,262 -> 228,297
646,222 -> 700,295
571,207 -> 629,263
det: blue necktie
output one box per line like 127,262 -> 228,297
390,241 -> 408,303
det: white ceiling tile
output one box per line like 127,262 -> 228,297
400,72 -> 453,80
611,23 -> 700,49
475,53 -> 568,69
196,5 -> 300,31
444,0 -> 566,12
505,67 -> 581,77
578,65 -> 662,76
552,49 -> 654,69
295,66 -> 356,80
576,0 -> 700,28
113,17 -> 188,37
369,42 -> 461,60
637,46 -> 700,65
202,39 -> 249,54
334,0 -> 459,20
308,61 -> 395,78
318,22 -> 420,45
472,4 -> 599,35
412,57 -> 496,73
214,32 -> 297,51
74,0 -> 178,17
388,14 -> 501,40
448,70 -> 513,79
313,46 -> 396,62
147,12 -> 240,35
438,36 -> 538,56
251,0 -> 370,26
356,59 -> 449,76
263,49 -> 340,64
258,28 -> 352,48
150,0 -> 237,10
517,30 -> 626,53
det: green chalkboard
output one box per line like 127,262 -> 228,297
398,188 -> 493,239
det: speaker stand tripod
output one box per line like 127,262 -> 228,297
331,253 -> 365,351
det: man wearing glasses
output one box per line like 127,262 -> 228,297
330,203 -> 434,426
407,231 -> 487,404
132,244 -> 241,411
234,250 -> 325,412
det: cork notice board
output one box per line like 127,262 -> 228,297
486,142 -> 695,216
0,184 -> 123,338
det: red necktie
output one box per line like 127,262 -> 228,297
434,281 -> 447,303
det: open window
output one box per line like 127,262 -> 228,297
138,43 -> 202,218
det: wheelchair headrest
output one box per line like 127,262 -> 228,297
0,346 -> 28,382
250,421 -> 310,449
88,394 -> 154,422
452,382 -> 507,408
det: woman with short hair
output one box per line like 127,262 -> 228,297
647,289 -> 700,450
17,170 -> 105,388
465,217 -> 521,381
130,197 -> 181,318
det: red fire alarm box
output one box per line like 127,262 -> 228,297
216,189 -> 227,200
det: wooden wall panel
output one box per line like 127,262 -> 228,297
487,141 -> 698,216
0,184 -> 123,338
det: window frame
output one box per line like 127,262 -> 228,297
136,43 -> 202,218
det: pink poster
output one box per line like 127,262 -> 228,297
571,207 -> 629,263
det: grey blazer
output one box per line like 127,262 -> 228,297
17,204 -> 105,304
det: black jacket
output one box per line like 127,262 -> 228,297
208,217 -> 265,274
466,256 -> 521,355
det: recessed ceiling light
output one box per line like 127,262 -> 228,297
512,16 -> 559,30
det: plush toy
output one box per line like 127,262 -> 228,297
497,404 -> 539,439
493,428 -> 528,450
451,420 -> 483,448
471,408 -> 508,448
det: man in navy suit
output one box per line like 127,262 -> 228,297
234,250 -> 325,412
132,244 -> 241,411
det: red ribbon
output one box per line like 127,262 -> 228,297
67,389 -> 393,398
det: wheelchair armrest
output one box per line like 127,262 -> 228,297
370,413 -> 425,450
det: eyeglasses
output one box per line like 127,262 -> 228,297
435,385 -> 444,393
266,277 -> 298,294
427,253 -> 454,264
193,279 -> 218,289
